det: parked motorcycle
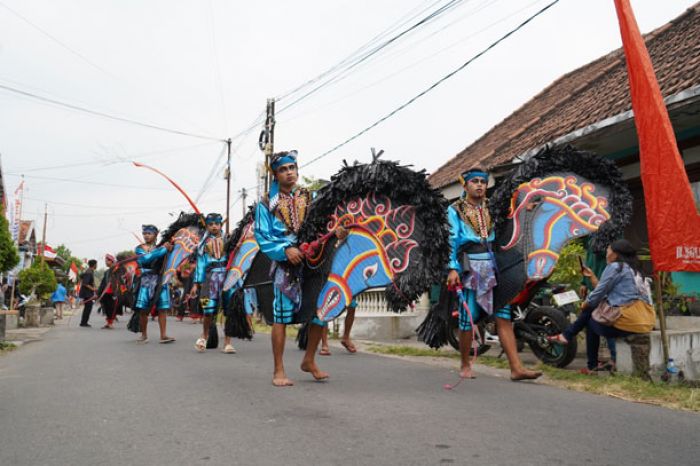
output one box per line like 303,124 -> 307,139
444,282 -> 578,368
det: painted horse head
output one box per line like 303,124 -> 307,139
223,219 -> 260,292
489,145 -> 632,311
502,174 -> 611,280
310,194 -> 419,321
299,158 -> 450,324
158,212 -> 204,286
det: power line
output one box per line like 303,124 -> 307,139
303,0 -> 561,168
280,0 -> 544,123
0,0 -> 211,135
275,0 -> 449,101
5,173 -> 173,190
23,196 -> 186,210
0,82 -> 225,142
13,141 -> 220,173
277,0 -> 467,114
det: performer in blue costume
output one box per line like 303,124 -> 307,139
446,168 -> 541,381
255,150 -> 347,387
134,224 -> 175,344
190,213 -> 228,353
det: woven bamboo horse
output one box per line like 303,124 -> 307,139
242,155 -> 450,329
419,145 -> 633,348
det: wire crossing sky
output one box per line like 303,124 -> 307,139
0,0 -> 694,259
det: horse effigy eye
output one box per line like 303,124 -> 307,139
363,263 -> 378,280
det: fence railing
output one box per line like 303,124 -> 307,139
354,288 -> 430,316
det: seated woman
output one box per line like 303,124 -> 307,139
549,239 -> 655,374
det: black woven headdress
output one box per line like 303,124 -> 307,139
489,145 -> 632,253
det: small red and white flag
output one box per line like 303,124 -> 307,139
69,262 -> 80,282
42,244 -> 57,260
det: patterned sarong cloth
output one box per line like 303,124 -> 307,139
463,258 -> 497,315
270,260 -> 303,313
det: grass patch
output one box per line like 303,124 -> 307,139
0,340 -> 17,353
366,344 -> 700,412
538,365 -> 700,412
252,320 -> 299,338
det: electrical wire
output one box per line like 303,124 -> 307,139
302,0 -> 561,168
277,0 -> 466,114
0,82 -> 225,142
0,0 -> 211,135
5,173 -> 173,190
278,0 -> 545,125
275,0 -> 449,101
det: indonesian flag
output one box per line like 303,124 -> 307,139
42,244 -> 58,260
69,262 -> 79,282
614,0 -> 700,272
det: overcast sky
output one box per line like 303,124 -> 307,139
0,0 -> 696,260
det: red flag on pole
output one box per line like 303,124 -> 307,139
614,0 -> 700,272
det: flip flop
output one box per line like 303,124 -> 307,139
546,334 -> 568,345
319,348 -> 332,356
159,337 -> 176,344
340,340 -> 357,353
222,344 -> 237,354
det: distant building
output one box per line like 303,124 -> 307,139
429,3 -> 700,293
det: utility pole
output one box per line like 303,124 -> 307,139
240,188 -> 247,217
40,203 -> 47,264
225,138 -> 232,235
259,98 -> 275,193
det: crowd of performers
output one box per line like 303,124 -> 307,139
90,144 -> 631,388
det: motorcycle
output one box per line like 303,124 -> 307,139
444,282 -> 579,368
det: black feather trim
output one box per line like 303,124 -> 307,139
296,321 -> 310,350
159,212 -> 204,245
489,145 -> 633,253
206,323 -> 218,349
127,312 -> 140,333
224,288 -> 253,340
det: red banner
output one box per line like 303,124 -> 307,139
614,0 -> 700,272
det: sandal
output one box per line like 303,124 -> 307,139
578,368 -> 597,376
319,347 -> 331,356
159,337 -> 175,344
194,338 -> 206,352
222,344 -> 236,354
546,334 -> 568,345
340,340 -> 357,354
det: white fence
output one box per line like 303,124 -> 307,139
353,288 -> 430,316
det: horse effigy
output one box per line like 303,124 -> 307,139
418,145 -> 632,381
242,150 -> 449,385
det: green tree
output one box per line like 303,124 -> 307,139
0,214 -> 19,272
301,176 -> 329,192
18,260 -> 57,300
55,244 -> 83,274
549,240 -> 587,291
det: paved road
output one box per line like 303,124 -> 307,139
1,315 -> 697,466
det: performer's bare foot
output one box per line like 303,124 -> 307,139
301,361 -> 329,381
272,372 -> 294,387
459,364 -> 476,379
340,338 -> 357,353
510,368 -> 543,381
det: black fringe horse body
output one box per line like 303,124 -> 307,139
418,145 -> 633,348
246,155 -> 450,346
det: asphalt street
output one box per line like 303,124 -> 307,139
1,314 -> 698,466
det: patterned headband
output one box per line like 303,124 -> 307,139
459,170 -> 489,185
